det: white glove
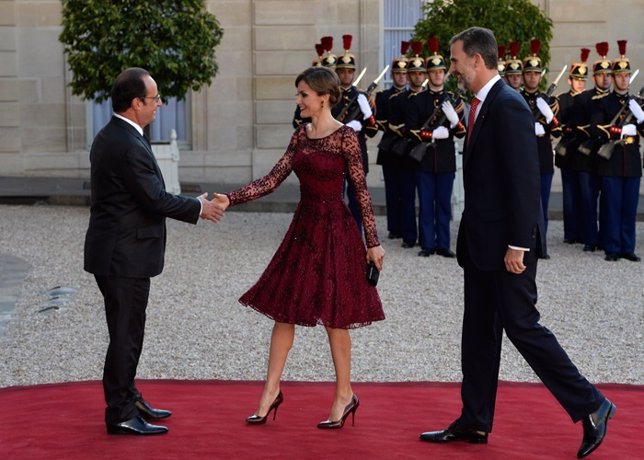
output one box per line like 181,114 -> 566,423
432,126 -> 450,140
441,100 -> 459,128
357,93 -> 373,119
346,120 -> 362,132
535,97 -> 554,123
620,123 -> 636,138
628,99 -> 644,124
534,122 -> 546,137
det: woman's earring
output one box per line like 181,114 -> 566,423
321,100 -> 325,108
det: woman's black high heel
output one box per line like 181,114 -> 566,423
317,394 -> 359,429
246,391 -> 284,425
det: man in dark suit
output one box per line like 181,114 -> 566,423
419,28 -> 615,459
84,67 -> 224,435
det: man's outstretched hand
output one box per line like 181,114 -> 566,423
198,193 -> 226,223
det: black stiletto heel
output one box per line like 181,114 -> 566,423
246,391 -> 284,425
317,394 -> 359,429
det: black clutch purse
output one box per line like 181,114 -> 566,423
366,261 -> 379,286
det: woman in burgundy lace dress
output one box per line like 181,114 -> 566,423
214,67 -> 385,429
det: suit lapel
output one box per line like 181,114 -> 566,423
464,80 -> 505,168
112,117 -> 166,189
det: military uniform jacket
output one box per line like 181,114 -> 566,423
520,89 -> 559,175
590,91 -> 643,178
333,85 -> 376,173
405,88 -> 466,173
573,88 -> 609,172
386,88 -> 420,170
554,90 -> 583,169
374,86 -> 406,166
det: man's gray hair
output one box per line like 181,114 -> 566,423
450,27 -> 498,70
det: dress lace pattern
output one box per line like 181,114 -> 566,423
227,125 -> 384,328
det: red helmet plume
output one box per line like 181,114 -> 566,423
342,34 -> 352,51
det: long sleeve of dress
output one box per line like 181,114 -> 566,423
227,132 -> 297,206
342,128 -> 380,248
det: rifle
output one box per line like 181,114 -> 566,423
597,76 -> 643,160
337,66 -> 388,122
409,77 -> 462,163
532,65 -> 567,121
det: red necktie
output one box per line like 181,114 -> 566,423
467,97 -> 480,144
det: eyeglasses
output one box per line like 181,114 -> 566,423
141,94 -> 161,103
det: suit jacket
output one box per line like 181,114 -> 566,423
457,79 -> 545,271
84,116 -> 200,278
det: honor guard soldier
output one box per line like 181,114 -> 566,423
520,39 -> 560,255
575,42 -> 613,252
406,36 -> 466,257
375,41 -> 410,240
333,34 -> 377,231
497,44 -> 507,78
387,40 -> 428,249
293,37 -> 336,128
505,41 -> 523,91
554,48 -> 590,245
590,40 -> 643,261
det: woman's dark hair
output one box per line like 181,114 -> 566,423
111,67 -> 150,113
450,27 -> 498,70
295,66 -> 341,107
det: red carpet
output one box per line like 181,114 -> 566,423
0,380 -> 640,459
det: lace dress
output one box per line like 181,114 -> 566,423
227,124 -> 385,329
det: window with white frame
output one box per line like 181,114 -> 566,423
88,96 -> 190,146
383,0 -> 424,88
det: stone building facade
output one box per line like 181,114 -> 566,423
0,0 -> 642,190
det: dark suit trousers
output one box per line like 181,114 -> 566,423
459,259 -> 604,432
95,275 -> 150,424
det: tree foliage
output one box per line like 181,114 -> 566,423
59,0 -> 224,102
414,0 -> 554,80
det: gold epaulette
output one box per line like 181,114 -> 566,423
592,92 -> 609,101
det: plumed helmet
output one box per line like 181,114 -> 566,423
407,40 -> 426,73
335,34 -> 356,70
612,40 -> 631,74
320,36 -> 337,68
425,36 -> 446,71
505,41 -> 523,75
569,48 -> 590,80
522,39 -> 542,73
391,41 -> 410,74
312,43 -> 325,67
497,44 -> 507,77
593,42 -> 612,75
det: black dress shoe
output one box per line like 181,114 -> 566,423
418,249 -> 433,257
620,252 -> 641,262
401,241 -> 415,248
604,253 -> 619,262
577,399 -> 616,458
388,232 -> 402,239
106,415 -> 168,435
420,423 -> 488,444
564,239 -> 578,244
583,245 -> 596,252
539,253 -> 551,260
135,399 -> 172,420
435,248 -> 456,258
